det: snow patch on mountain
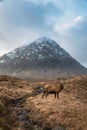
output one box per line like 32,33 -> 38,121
0,59 -> 5,63
35,37 -> 54,44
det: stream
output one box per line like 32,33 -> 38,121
12,96 -> 36,130
11,95 -> 66,130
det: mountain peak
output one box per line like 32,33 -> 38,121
36,37 -> 53,42
33,37 -> 58,46
20,37 -> 58,49
31,37 -> 60,48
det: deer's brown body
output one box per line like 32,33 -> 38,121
42,83 -> 64,99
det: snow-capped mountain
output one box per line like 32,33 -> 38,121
0,37 -> 87,79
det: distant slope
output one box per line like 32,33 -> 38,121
0,37 -> 87,79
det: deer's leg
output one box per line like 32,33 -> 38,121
57,92 -> 59,99
54,93 -> 56,98
45,92 -> 49,98
42,92 -> 46,98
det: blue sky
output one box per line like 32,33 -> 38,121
0,0 -> 87,67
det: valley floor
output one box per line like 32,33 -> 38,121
0,75 -> 87,130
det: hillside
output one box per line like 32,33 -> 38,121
0,75 -> 87,130
0,37 -> 87,79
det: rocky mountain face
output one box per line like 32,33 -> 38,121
0,37 -> 87,79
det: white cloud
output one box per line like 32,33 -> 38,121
63,16 -> 84,29
54,16 -> 84,34
73,16 -> 83,23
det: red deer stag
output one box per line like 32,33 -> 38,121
42,83 -> 64,99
